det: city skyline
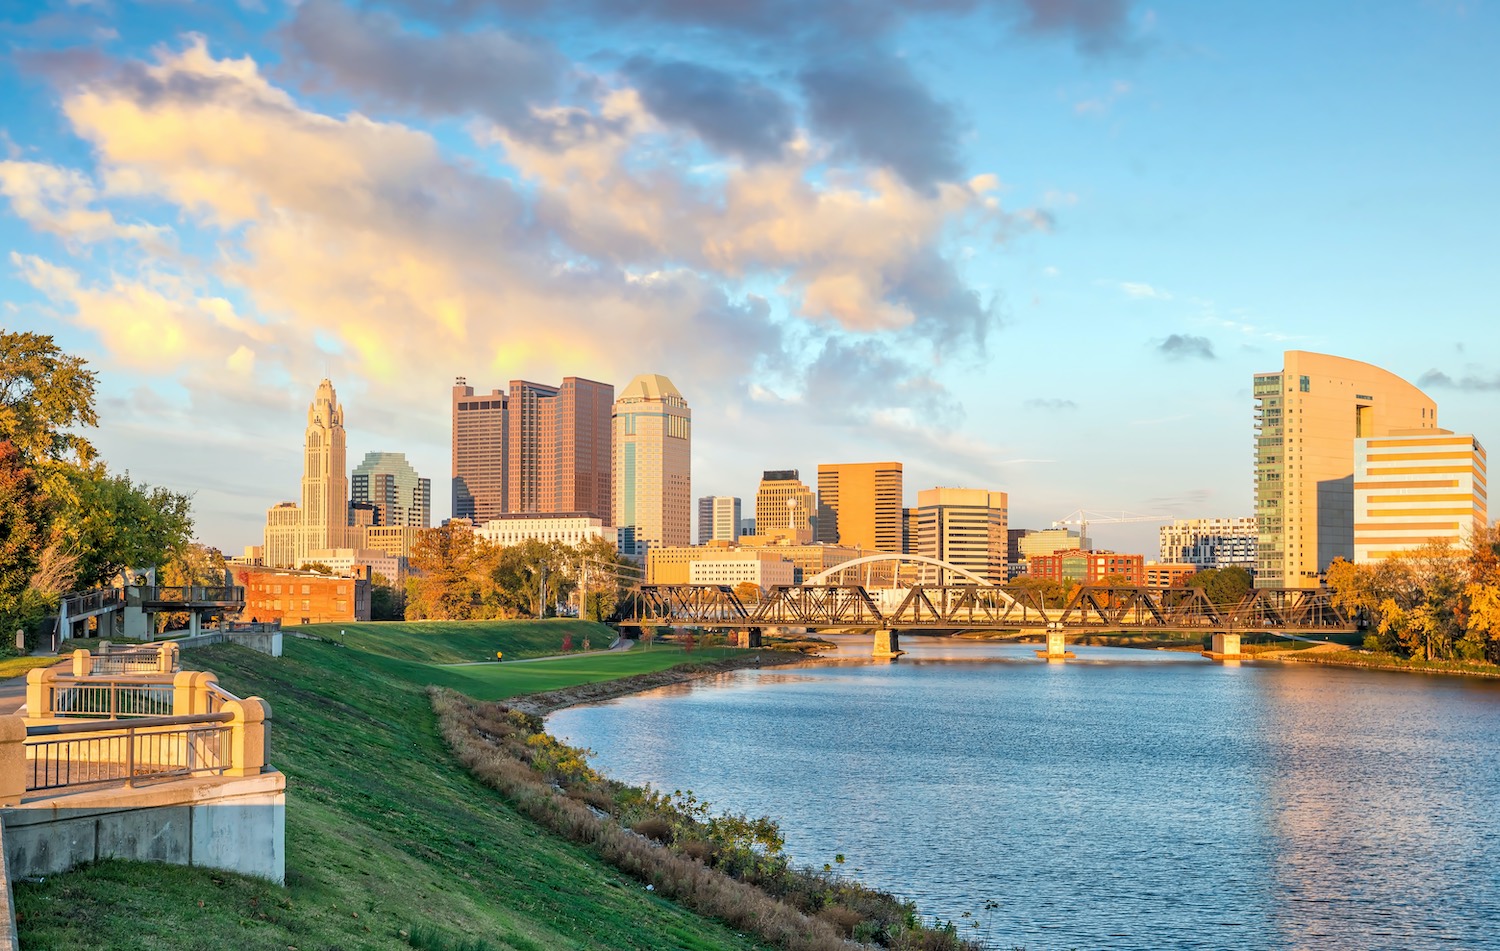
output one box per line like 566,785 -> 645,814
2,3 -> 1497,557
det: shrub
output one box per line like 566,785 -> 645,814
631,817 -> 673,843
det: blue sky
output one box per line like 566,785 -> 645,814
2,0 -> 1496,557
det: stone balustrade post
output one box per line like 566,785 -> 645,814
222,697 -> 270,777
157,641 -> 181,674
97,640 -> 112,655
172,671 -> 219,716
24,668 -> 58,718
0,716 -> 27,806
70,649 -> 92,678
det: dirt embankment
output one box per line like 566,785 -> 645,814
509,650 -> 812,716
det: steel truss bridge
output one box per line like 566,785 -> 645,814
630,583 -> 1358,635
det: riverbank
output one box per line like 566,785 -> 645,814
10,629 -> 796,950
510,649 -> 810,716
1272,648 -> 1500,678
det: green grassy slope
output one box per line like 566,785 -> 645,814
289,617 -> 620,664
13,634 -> 766,951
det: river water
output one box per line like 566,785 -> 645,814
547,637 -> 1500,950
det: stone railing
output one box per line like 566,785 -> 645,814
82,641 -> 179,676
11,659 -> 270,800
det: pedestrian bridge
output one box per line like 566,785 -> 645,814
52,585 -> 245,648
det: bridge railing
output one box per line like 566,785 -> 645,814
57,588 -> 124,619
128,585 -> 246,607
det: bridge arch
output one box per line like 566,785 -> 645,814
806,553 -> 1008,594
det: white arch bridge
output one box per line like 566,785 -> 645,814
627,554 -> 1356,657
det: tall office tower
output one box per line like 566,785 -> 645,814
697,496 -> 742,544
508,377 -> 614,521
1159,517 -> 1257,571
1254,351 -> 1437,587
816,462 -> 903,552
351,451 -> 432,528
903,507 -> 919,554
613,374 -> 691,560
451,378 -> 508,522
755,470 -> 816,542
914,488 -> 1008,584
266,379 -> 351,567
1354,431 -> 1486,563
298,379 -> 350,558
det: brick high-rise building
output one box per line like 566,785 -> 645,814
452,375 -> 612,524
451,378 -> 508,522
816,462 -> 903,552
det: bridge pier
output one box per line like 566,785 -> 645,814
1210,633 -> 1241,658
1035,628 -> 1075,660
872,629 -> 903,658
737,629 -> 763,649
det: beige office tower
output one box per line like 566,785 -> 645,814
914,487 -> 1009,584
452,378 -> 508,522
613,374 -> 691,561
816,462 -> 903,552
1354,432 -> 1486,562
1254,351 -> 1438,588
264,379 -> 351,568
755,470 -> 816,543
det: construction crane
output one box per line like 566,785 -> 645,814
1051,509 -> 1174,547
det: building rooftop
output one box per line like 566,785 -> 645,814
618,373 -> 682,402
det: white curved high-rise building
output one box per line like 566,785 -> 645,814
613,374 -> 691,561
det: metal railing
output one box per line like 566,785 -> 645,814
204,681 -> 241,716
58,588 -> 124,618
89,648 -> 166,676
25,714 -> 233,792
49,678 -> 176,719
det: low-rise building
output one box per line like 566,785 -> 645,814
231,566 -> 371,625
476,513 -> 617,548
1159,517 -> 1256,571
1143,563 -> 1200,588
304,548 -> 408,587
360,525 -> 429,560
689,557 -> 796,588
647,540 -> 859,584
1027,550 -> 1145,585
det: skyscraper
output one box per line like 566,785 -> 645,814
509,377 -> 614,522
351,451 -> 432,528
264,379 -> 351,567
816,462 -> 903,552
914,487 -> 1008,584
697,496 -> 742,544
1159,518 -> 1257,572
755,471 -> 815,542
613,374 -> 691,560
451,378 -> 507,521
1254,351 -> 1438,587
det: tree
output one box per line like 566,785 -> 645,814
158,543 -> 228,631
1185,566 -> 1253,606
52,468 -> 194,589
0,332 -> 98,471
406,525 -> 488,620
369,571 -> 403,621
734,581 -> 762,605
0,441 -> 49,639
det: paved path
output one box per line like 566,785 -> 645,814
0,658 -> 68,716
438,638 -> 635,668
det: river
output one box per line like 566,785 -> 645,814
547,637 -> 1500,950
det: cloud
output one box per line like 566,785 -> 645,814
1157,334 -> 1214,360
625,58 -> 795,161
1418,368 -> 1500,391
1116,280 -> 1171,300
800,54 -> 964,191
1073,78 -> 1132,115
0,160 -> 168,246
1024,397 -> 1078,411
278,0 -> 564,125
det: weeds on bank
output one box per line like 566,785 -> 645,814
431,687 -> 983,951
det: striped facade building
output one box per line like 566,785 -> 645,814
1354,431 -> 1487,563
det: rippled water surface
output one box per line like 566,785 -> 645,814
548,638 -> 1500,950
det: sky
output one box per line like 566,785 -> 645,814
2,0 -> 1497,559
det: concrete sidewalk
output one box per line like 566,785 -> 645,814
439,638 -> 634,668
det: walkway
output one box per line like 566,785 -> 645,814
438,638 -> 634,668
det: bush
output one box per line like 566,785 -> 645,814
631,816 -> 673,843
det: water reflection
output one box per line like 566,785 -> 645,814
549,641 -> 1500,949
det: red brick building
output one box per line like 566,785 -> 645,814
231,566 -> 371,625
1026,549 -> 1145,585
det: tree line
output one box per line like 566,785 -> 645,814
404,522 -> 638,622
1327,529 -> 1500,664
1,333 -> 197,649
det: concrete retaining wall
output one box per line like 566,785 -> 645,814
1,771 -> 285,885
170,630 -> 283,657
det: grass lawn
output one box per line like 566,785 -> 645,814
288,617 -> 619,664
0,655 -> 61,678
13,631 -> 768,951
